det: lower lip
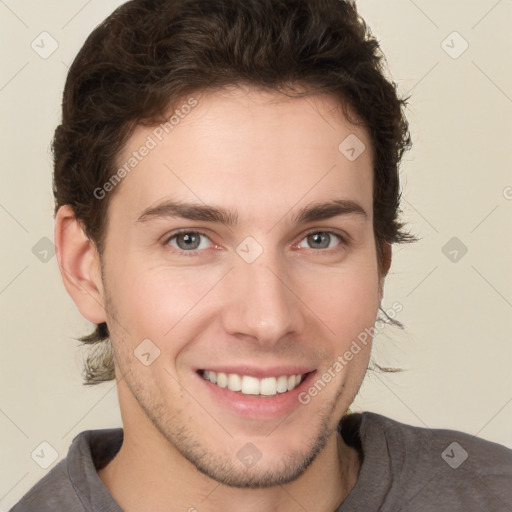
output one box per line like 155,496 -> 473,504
195,371 -> 316,420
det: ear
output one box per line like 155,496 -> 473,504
54,205 -> 106,324
378,242 -> 392,302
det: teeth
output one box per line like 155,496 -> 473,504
277,375 -> 288,393
241,375 -> 260,395
260,377 -> 276,396
227,373 -> 242,391
217,372 -> 228,388
202,371 -> 305,396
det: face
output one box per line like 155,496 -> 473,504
99,85 -> 382,488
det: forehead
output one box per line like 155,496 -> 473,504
108,85 -> 373,225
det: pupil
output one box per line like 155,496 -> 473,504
310,232 -> 328,248
180,233 -> 199,249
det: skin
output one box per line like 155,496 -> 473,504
55,84 -> 391,512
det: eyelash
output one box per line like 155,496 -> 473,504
162,229 -> 350,257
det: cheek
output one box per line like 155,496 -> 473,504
106,237 -> 380,352
108,263 -> 223,342
298,257 -> 381,336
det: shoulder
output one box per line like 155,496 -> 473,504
361,411 -> 512,510
8,459 -> 83,511
363,411 -> 512,468
9,428 -> 123,512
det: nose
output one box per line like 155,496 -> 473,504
220,250 -> 305,347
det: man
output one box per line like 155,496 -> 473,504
12,0 -> 512,510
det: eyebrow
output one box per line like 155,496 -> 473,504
136,198 -> 368,226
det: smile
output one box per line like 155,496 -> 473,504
200,370 -> 305,396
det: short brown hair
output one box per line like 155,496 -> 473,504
53,0 -> 414,385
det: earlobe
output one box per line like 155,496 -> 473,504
54,205 -> 107,324
382,242 -> 392,276
378,242 -> 392,301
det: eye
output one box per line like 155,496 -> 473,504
164,231 -> 213,252
297,231 -> 345,251
162,229 -> 348,256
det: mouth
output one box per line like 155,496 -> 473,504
196,367 -> 317,419
198,369 -> 309,397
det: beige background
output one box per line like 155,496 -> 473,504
1,0 -> 511,508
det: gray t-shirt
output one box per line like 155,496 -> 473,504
10,411 -> 512,511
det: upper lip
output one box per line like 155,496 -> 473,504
197,365 -> 316,379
